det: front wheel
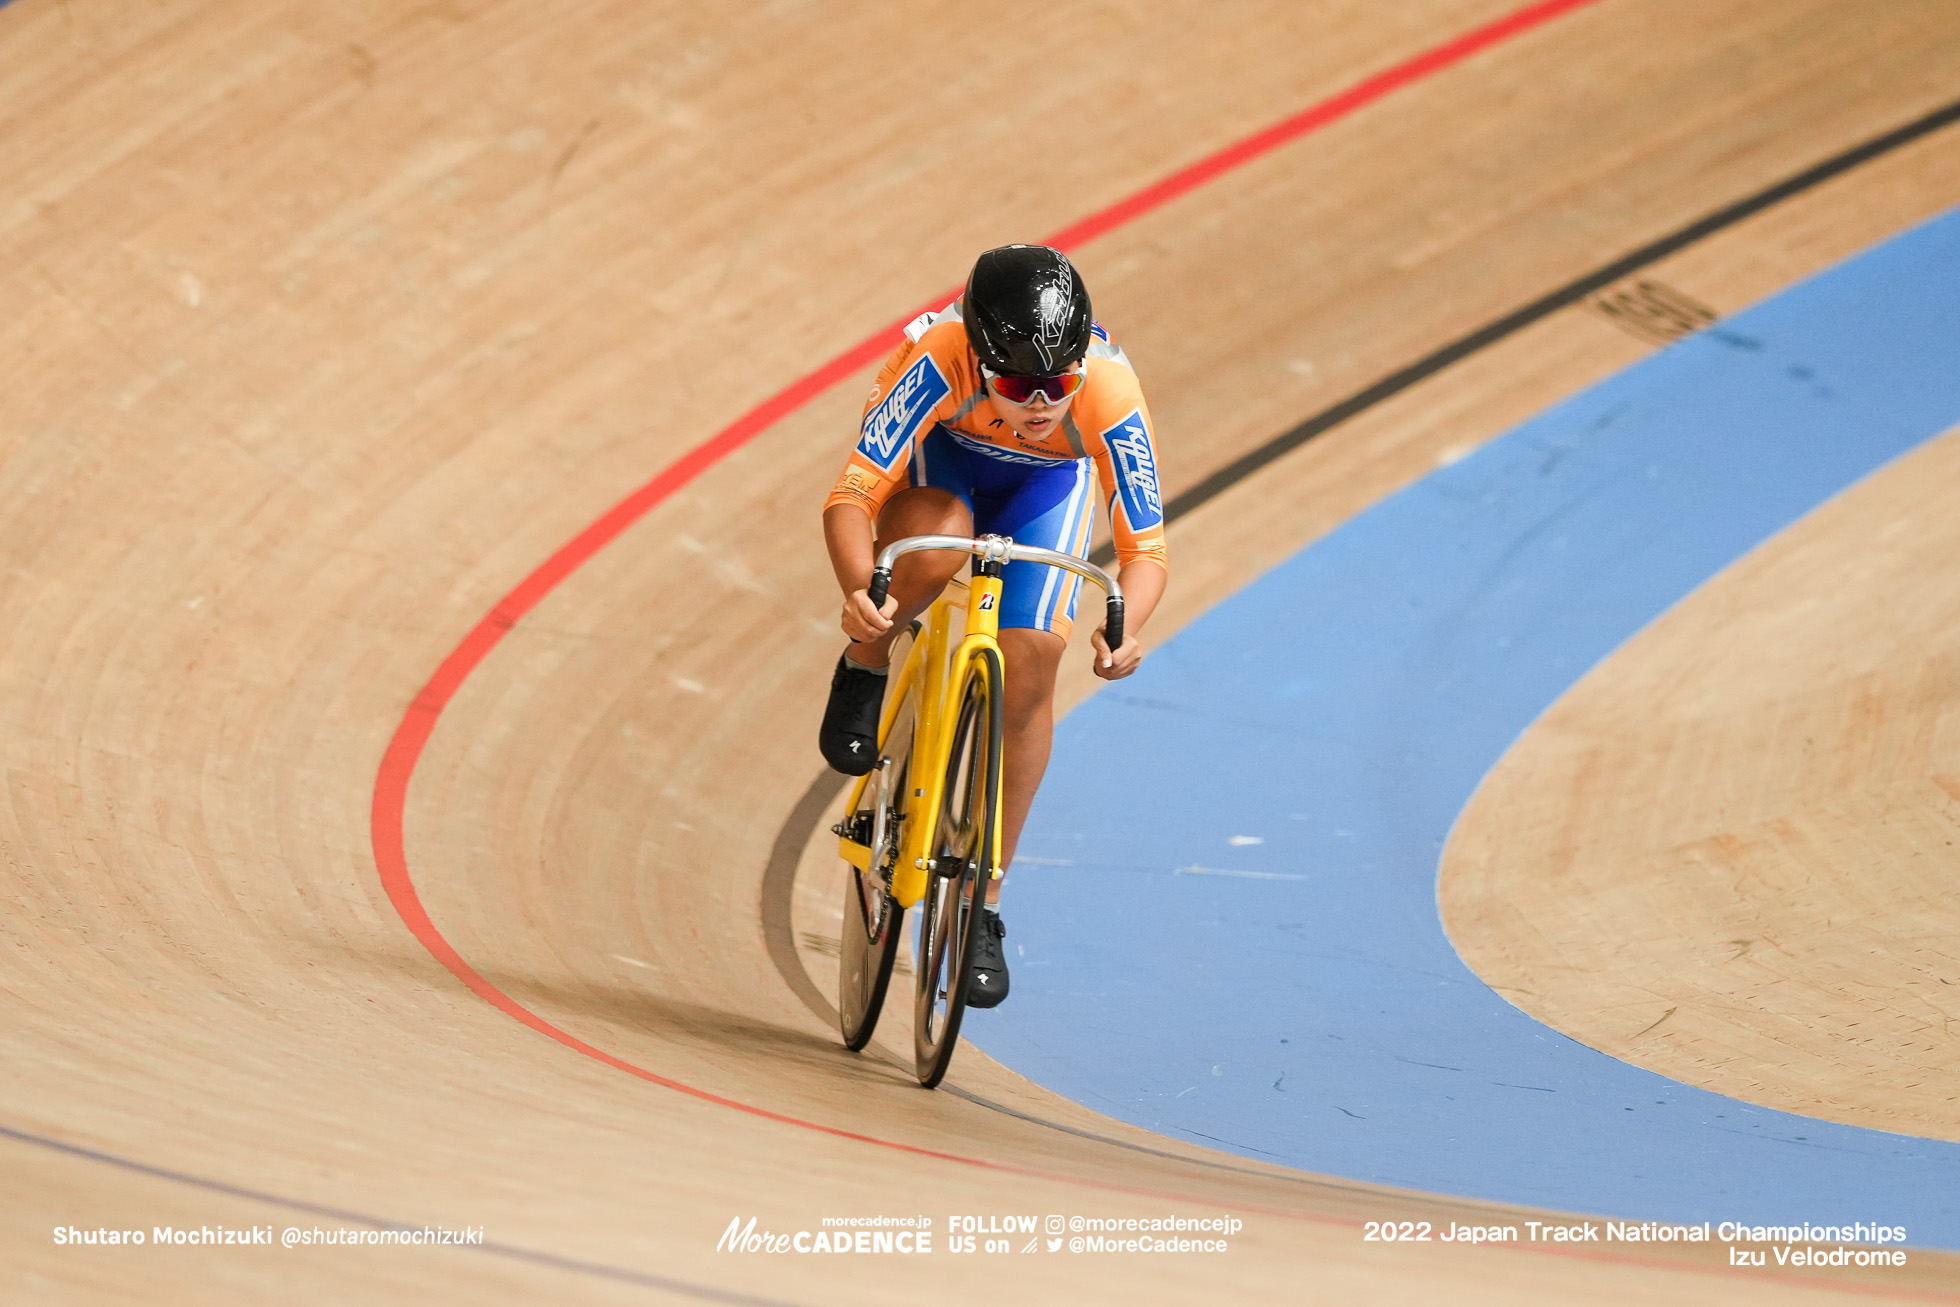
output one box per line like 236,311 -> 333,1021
913,645 -> 1003,1088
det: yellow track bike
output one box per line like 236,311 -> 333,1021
833,533 -> 1123,1088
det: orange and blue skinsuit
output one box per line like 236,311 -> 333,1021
825,298 -> 1168,638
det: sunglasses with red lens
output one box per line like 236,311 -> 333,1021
983,366 -> 1086,406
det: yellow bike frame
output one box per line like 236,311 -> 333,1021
836,569 -> 1006,908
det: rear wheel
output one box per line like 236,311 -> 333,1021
837,657 -> 914,1051
913,646 -> 1003,1088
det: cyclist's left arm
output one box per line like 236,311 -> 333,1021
1081,377 -> 1170,681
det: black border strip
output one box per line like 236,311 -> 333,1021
767,93 -> 1960,1132
1088,92 -> 1960,564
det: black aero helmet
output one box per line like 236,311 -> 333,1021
963,245 -> 1092,377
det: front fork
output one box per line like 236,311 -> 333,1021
899,565 -> 1007,900
838,558 -> 1008,909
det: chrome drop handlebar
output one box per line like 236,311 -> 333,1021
865,534 -> 1125,649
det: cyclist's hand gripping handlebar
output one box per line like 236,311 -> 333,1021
866,534 -> 1123,648
1102,592 -> 1125,653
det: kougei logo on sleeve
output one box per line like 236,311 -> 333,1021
1104,411 -> 1163,530
858,355 -> 950,473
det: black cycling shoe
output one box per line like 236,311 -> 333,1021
965,910 -> 1009,1009
818,652 -> 887,775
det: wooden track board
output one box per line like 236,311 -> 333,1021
3,0 -> 1959,1301
1441,420 -> 1960,1143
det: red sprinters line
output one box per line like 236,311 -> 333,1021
371,0 -> 1602,1201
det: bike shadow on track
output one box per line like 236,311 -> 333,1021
344,936 -> 926,1085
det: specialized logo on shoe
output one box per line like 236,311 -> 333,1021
1104,410 -> 1162,531
849,740 -> 863,752
858,354 -> 950,474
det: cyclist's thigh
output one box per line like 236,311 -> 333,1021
875,486 -> 972,543
878,427 -> 976,546
974,457 -> 1095,639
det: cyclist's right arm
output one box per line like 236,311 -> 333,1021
823,318 -> 966,639
824,504 -> 895,642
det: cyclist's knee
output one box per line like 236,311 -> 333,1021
999,629 -> 1063,719
892,551 -> 966,596
1000,625 -> 1064,664
876,490 -> 973,592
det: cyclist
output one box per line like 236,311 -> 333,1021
818,244 -> 1168,1009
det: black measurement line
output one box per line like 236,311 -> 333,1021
0,1123 -> 802,1305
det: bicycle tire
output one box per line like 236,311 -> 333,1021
837,661 -> 915,1051
912,644 -> 1003,1088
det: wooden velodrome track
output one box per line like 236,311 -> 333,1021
5,0 -> 1959,1302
